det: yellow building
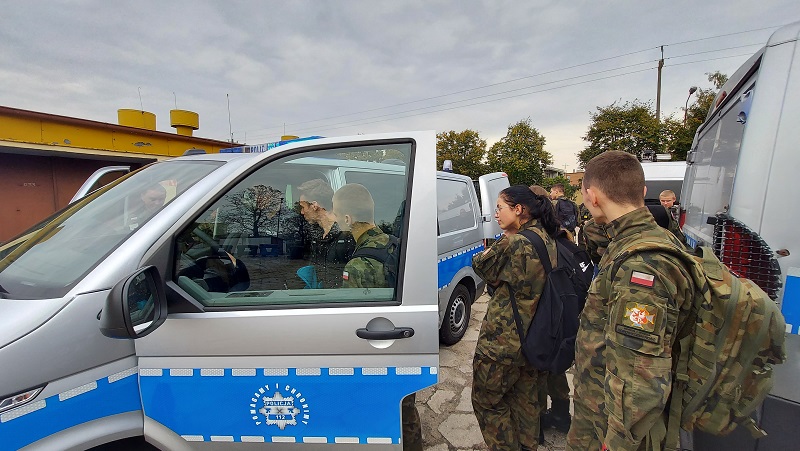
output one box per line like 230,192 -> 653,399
0,105 -> 239,242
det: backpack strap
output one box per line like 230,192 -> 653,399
352,246 -> 387,263
518,229 -> 553,274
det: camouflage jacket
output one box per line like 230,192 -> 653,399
582,218 -> 610,265
342,226 -> 390,288
569,207 -> 695,451
471,219 -> 557,365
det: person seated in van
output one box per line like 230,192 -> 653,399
659,189 -> 680,223
127,183 -> 167,230
296,179 -> 356,288
333,183 -> 397,289
332,182 -> 421,450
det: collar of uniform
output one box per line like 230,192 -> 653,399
520,218 -> 541,230
356,225 -> 384,246
604,206 -> 658,241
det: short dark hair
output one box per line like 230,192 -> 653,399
297,179 -> 334,210
551,183 -> 565,192
333,183 -> 374,223
583,151 -> 644,207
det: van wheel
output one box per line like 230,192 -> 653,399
440,284 -> 471,345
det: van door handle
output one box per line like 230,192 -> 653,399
356,327 -> 415,340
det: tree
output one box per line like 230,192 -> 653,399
487,118 -> 552,185
436,130 -> 488,179
578,100 -> 660,167
671,71 -> 729,161
542,175 -> 579,201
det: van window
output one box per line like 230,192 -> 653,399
0,161 -> 221,300
437,178 -> 476,235
173,144 -> 412,308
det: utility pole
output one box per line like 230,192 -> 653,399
656,46 -> 664,123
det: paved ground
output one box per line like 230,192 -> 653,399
417,292 -> 572,450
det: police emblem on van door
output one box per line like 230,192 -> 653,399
251,384 -> 310,429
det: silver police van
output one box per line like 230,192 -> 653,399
680,21 -> 800,450
0,132 -> 439,450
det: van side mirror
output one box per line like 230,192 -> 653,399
100,266 -> 167,339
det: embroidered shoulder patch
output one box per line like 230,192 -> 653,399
622,302 -> 657,332
630,270 -> 655,287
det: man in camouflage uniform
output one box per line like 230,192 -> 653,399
582,218 -> 609,267
577,202 -> 593,249
567,152 -> 695,451
332,183 -> 421,451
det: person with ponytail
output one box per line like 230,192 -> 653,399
471,185 -> 559,450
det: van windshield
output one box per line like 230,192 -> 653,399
0,160 -> 221,300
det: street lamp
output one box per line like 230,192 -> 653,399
684,86 -> 698,126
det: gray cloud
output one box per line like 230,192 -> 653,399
1,0 -> 798,170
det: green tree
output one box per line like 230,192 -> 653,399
671,71 -> 729,161
578,100 -> 660,167
487,118 -> 552,185
436,130 -> 487,179
542,175 -> 579,200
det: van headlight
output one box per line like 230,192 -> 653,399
0,386 -> 44,414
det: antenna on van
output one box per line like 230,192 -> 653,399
227,94 -> 234,143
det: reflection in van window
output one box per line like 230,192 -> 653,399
0,161 -> 221,300
174,144 -> 412,308
437,179 -> 476,235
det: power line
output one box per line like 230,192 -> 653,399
232,24 -> 784,141
284,51 -> 758,137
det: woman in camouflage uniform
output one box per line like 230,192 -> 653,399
471,185 -> 561,450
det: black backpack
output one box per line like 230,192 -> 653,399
556,198 -> 578,230
508,229 -> 593,373
351,234 -> 400,287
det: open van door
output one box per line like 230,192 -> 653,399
130,132 -> 439,449
477,172 -> 510,240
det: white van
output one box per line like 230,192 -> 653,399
0,132 -> 439,450
680,21 -> 800,450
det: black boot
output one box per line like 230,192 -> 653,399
541,398 -> 571,433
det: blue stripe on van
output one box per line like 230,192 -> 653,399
139,366 -> 437,444
0,369 -> 141,450
782,271 -> 800,334
437,244 -> 484,290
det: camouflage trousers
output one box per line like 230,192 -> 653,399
566,400 -> 669,451
472,352 -> 543,451
402,393 -> 422,451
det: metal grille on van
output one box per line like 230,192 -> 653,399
712,214 -> 782,300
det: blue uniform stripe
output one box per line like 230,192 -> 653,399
437,245 -> 484,290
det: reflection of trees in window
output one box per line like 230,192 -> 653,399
220,185 -> 284,238
337,148 -> 407,163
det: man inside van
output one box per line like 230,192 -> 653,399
567,151 -> 695,451
297,179 -> 356,288
659,189 -> 680,223
332,183 -> 422,451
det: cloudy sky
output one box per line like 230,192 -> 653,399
2,1 -> 799,171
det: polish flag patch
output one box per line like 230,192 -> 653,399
630,271 -> 655,287
342,271 -> 349,281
